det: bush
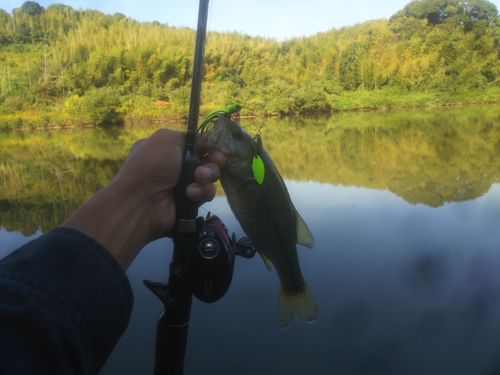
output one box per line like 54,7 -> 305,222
64,95 -> 83,115
0,116 -> 25,129
80,87 -> 123,125
136,83 -> 156,97
2,95 -> 25,113
168,86 -> 190,115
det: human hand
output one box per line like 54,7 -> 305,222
113,128 -> 225,238
61,128 -> 225,270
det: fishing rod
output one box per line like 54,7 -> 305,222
142,1 -> 209,374
143,1 -> 255,374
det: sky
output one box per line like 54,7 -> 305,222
3,0 -> 500,41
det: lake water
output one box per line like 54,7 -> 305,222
1,105 -> 500,374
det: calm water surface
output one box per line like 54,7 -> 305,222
1,106 -> 500,374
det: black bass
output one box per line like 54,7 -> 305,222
207,114 -> 317,328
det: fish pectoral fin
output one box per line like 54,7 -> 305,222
278,284 -> 318,329
296,211 -> 315,249
259,253 -> 273,273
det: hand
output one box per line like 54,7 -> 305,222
113,128 -> 225,237
61,128 -> 225,270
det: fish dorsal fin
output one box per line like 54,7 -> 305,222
296,211 -> 315,248
259,252 -> 273,273
255,134 -> 263,155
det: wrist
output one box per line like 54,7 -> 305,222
60,181 -> 152,270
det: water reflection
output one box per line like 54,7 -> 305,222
1,107 -> 499,235
1,106 -> 500,374
101,182 -> 500,375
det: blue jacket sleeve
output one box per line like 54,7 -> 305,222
0,227 -> 134,375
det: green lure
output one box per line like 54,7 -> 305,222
251,135 -> 265,184
198,103 -> 243,133
226,103 -> 243,115
252,155 -> 265,185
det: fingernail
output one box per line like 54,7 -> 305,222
199,167 -> 212,183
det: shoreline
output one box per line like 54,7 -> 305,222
1,99 -> 499,131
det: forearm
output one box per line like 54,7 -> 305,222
59,131 -> 224,271
60,181 -> 157,270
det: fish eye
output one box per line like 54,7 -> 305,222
232,130 -> 244,140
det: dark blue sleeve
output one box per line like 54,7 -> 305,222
0,227 -> 134,375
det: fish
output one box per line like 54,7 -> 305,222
206,114 -> 317,329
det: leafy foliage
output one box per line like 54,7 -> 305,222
80,87 -> 123,124
0,0 -> 499,127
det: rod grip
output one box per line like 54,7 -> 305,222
153,318 -> 190,375
173,152 -> 203,221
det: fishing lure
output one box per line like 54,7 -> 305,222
252,135 -> 265,185
198,103 -> 243,133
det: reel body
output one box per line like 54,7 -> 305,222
187,215 -> 235,303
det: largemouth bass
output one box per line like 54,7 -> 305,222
207,114 -> 317,328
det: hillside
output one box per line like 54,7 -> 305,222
0,0 -> 499,127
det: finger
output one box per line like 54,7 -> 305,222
151,128 -> 185,150
203,152 -> 225,169
186,182 -> 216,203
196,133 -> 209,152
127,129 -> 184,159
194,163 -> 220,184
127,138 -> 147,156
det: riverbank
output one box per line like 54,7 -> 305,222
1,87 -> 499,130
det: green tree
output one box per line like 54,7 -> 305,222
80,87 -> 123,124
1,0 -> 500,125
19,1 -> 44,16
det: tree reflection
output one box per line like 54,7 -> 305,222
1,105 -> 499,234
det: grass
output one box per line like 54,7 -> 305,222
1,86 -> 499,130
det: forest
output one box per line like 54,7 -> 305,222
0,0 -> 500,128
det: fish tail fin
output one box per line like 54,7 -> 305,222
278,283 -> 318,329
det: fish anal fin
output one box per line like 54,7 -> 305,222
259,252 -> 273,273
296,211 -> 315,249
278,283 -> 318,329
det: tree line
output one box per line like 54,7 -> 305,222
0,0 -> 499,127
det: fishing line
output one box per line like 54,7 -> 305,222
207,0 -> 214,40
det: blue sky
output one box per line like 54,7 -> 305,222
3,0 -> 500,40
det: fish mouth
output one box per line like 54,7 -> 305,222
206,128 -> 222,153
207,134 -> 231,155
206,115 -> 229,153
